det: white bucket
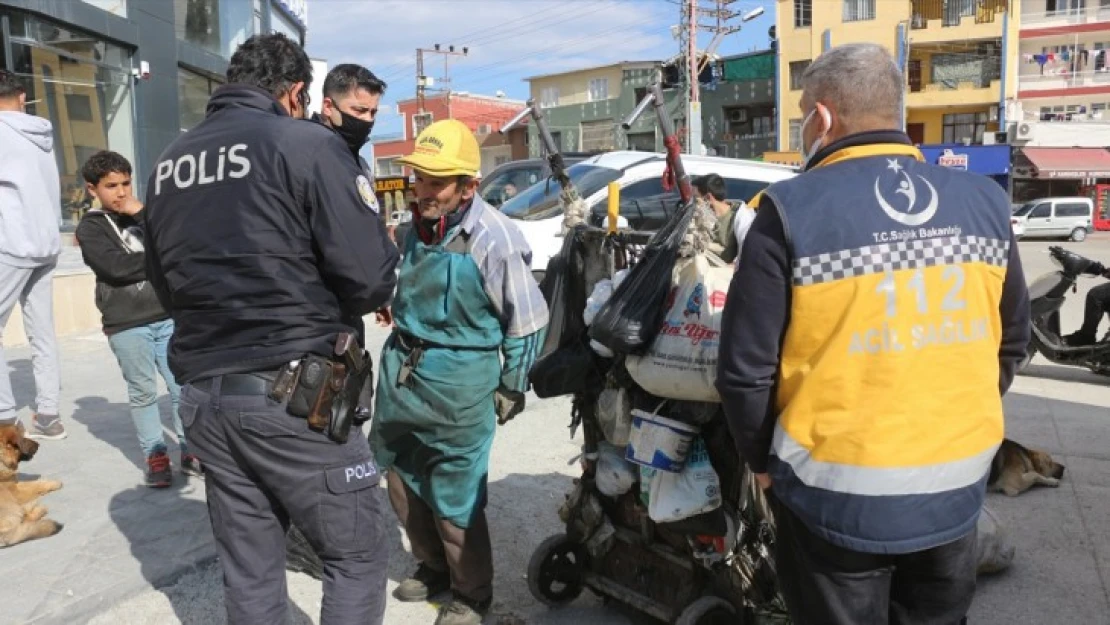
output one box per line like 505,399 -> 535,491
625,408 -> 699,473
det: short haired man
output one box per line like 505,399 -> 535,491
143,34 -> 399,625
76,151 -> 199,487
371,120 -> 549,625
0,69 -> 64,440
716,43 -> 1031,624
314,63 -> 385,179
692,173 -> 755,264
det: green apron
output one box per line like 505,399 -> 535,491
371,228 -> 504,528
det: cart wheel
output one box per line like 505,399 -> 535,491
527,534 -> 587,607
675,596 -> 739,625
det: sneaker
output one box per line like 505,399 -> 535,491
434,594 -> 491,625
26,414 -> 67,440
180,454 -> 204,478
394,564 -> 451,602
145,451 -> 173,488
1065,331 -> 1096,347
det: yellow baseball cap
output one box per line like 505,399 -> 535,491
398,119 -> 481,177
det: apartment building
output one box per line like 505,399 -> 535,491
774,0 -> 1017,173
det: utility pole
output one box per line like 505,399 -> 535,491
416,44 -> 469,115
680,0 -> 758,155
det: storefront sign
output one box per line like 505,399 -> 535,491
375,177 -> 408,193
276,0 -> 308,27
936,149 -> 969,170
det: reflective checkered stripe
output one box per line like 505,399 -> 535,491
792,236 -> 1010,286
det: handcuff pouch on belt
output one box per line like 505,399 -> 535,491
278,332 -> 373,444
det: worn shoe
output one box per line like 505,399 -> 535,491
434,594 -> 491,625
26,414 -> 67,440
180,454 -> 203,478
145,451 -> 173,488
394,564 -> 451,602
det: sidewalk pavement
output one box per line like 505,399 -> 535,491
2,324 -> 1110,624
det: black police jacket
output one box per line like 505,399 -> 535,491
143,84 -> 399,383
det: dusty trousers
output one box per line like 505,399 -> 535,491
771,493 -> 976,625
386,470 -> 494,603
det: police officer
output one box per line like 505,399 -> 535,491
312,63 -> 384,189
716,43 -> 1030,625
142,34 -> 399,625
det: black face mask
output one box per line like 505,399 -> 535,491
331,110 -> 374,152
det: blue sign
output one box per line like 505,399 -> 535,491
918,144 -> 1011,177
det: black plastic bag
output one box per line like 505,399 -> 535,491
588,206 -> 696,355
529,228 -> 603,397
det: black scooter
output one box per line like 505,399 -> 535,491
1023,245 -> 1110,376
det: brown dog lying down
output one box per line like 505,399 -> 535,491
988,438 -> 1066,497
0,423 -> 63,548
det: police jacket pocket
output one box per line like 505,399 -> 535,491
321,460 -> 383,551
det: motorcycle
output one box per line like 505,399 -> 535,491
1023,245 -> 1110,376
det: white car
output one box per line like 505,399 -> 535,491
1011,197 -> 1094,242
499,151 -> 797,277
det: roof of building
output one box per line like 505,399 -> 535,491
523,60 -> 659,82
395,91 -> 527,107
719,48 -> 774,62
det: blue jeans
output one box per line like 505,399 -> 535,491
107,319 -> 185,457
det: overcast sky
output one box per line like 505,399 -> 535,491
303,0 -> 774,142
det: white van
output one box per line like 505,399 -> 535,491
1011,197 -> 1094,242
499,151 -> 797,276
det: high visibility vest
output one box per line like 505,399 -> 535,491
763,143 -> 1012,554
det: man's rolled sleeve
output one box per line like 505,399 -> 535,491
997,232 -> 1030,396
715,199 -> 792,473
305,139 -> 400,316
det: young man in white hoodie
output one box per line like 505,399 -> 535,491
0,69 -> 65,440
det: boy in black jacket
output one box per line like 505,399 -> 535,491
76,151 -> 200,487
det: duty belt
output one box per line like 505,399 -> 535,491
191,371 -> 279,396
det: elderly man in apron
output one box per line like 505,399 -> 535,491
371,119 -> 549,625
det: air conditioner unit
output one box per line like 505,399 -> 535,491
1015,122 -> 1036,141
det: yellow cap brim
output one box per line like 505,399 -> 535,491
396,153 -> 478,177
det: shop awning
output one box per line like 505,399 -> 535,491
1021,148 -> 1110,179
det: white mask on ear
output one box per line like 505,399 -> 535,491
800,106 -> 830,169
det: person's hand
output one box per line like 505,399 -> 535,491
754,472 -> 772,491
117,196 -> 144,216
494,387 -> 526,425
375,308 -> 393,327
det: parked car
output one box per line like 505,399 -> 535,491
500,150 -> 797,278
1011,197 -> 1094,242
478,153 -> 595,208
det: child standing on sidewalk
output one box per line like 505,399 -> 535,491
75,151 -> 201,487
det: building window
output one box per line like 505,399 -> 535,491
789,60 -> 811,91
6,13 -> 136,229
843,0 -> 876,21
795,0 -> 812,27
81,0 -> 127,17
627,131 -> 655,151
588,78 -> 609,102
376,157 -> 403,177
175,0 -> 257,59
942,112 -> 989,144
413,112 -> 433,137
581,119 -> 615,152
789,118 -> 803,150
540,87 -> 559,108
179,67 -> 223,132
724,105 -> 774,138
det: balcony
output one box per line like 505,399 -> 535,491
1018,70 -> 1110,94
1022,6 -> 1110,32
911,0 -> 1010,43
906,79 -> 1003,107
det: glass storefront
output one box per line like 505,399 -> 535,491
178,67 -> 222,133
270,5 -> 301,44
174,0 -> 255,59
5,13 -> 135,229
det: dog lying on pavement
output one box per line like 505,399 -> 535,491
988,438 -> 1066,497
0,422 -> 63,548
